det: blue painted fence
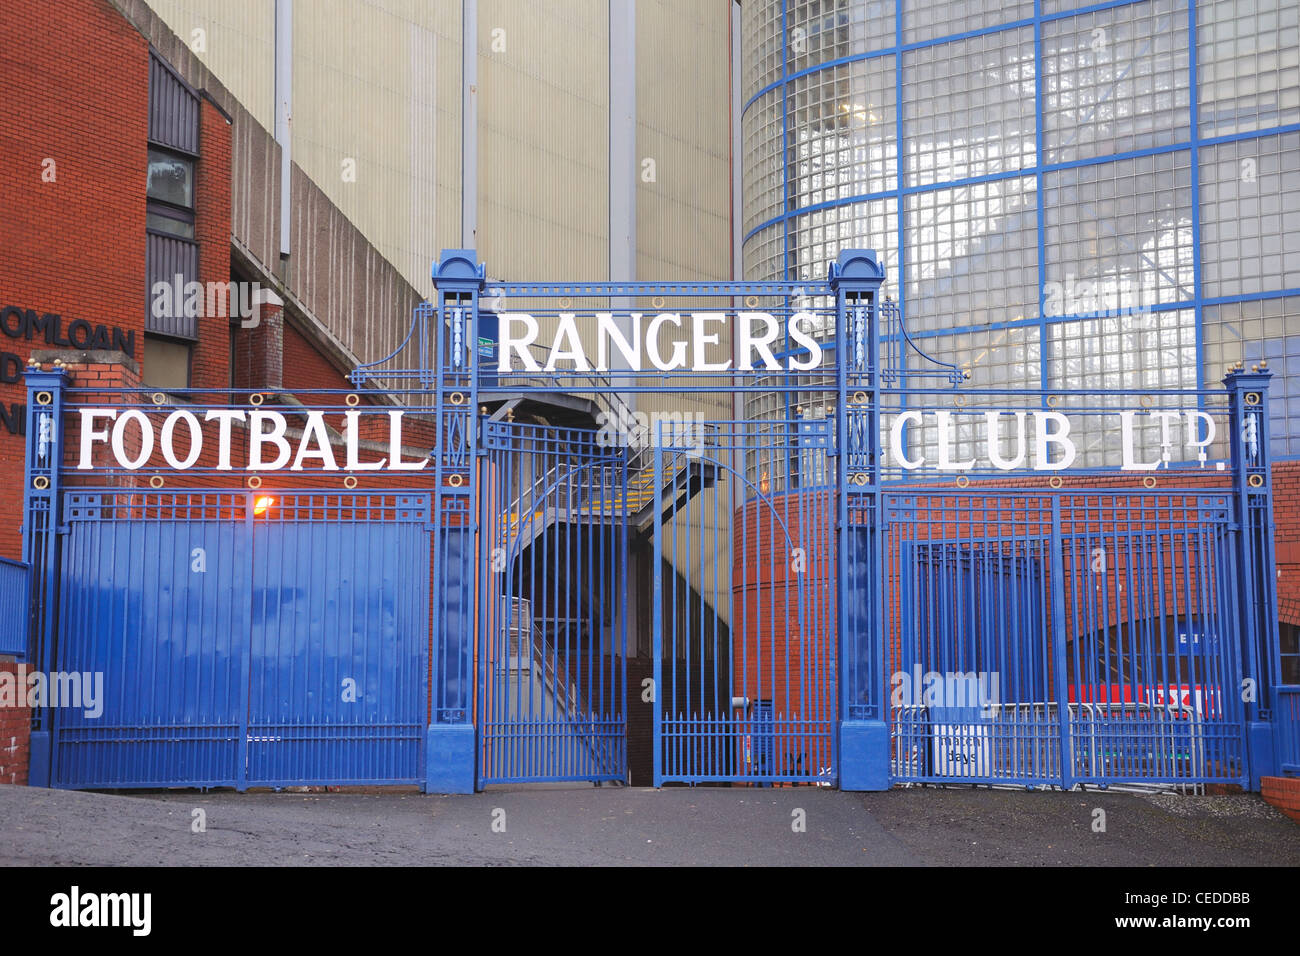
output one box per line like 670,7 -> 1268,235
890,491 -> 1245,788
48,491 -> 429,790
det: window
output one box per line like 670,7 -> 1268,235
147,149 -> 193,206
145,145 -> 199,339
146,50 -> 200,340
142,334 -> 191,390
147,148 -> 194,238
1281,622 -> 1300,686
147,210 -> 193,240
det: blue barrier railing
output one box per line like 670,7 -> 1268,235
0,556 -> 30,658
1277,686 -> 1300,776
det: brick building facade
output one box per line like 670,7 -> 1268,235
0,0 -> 397,784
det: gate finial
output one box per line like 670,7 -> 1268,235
828,249 -> 885,289
432,249 -> 486,292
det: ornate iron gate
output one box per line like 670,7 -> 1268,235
887,490 -> 1245,787
19,247 -> 1287,793
477,421 -> 630,785
653,421 -> 836,785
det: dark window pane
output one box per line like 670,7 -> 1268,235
146,211 -> 195,239
1282,623 -> 1300,685
147,149 -> 193,208
143,335 -> 192,389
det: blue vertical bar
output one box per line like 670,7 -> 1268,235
1050,495 -> 1073,789
1033,0 -> 1049,393
1188,0 -> 1205,392
780,0 -> 790,283
475,443 -> 493,789
426,249 -> 485,794
652,438 -> 664,787
831,250 -> 887,790
22,366 -> 67,788
236,492 -> 253,791
1225,367 -> 1280,788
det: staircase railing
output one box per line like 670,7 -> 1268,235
502,596 -> 621,779
499,341 -> 654,521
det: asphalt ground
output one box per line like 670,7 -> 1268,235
2,781 -> 1297,867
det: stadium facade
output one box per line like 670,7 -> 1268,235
739,0 -> 1298,457
0,0 -> 1296,796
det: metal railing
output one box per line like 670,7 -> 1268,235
499,597 -> 621,779
891,700 -> 1210,787
1277,686 -> 1300,775
497,339 -> 720,538
0,557 -> 30,658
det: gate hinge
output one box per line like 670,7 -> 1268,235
56,524 -> 71,535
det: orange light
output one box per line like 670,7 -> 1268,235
253,495 -> 276,516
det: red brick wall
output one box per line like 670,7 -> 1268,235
1274,460 -> 1300,628
0,0 -> 149,560
189,98 -> 233,389
0,663 -> 31,785
232,301 -> 283,391
283,321 -> 354,393
0,0 -> 236,559
232,315 -> 373,405
1261,776 -> 1300,822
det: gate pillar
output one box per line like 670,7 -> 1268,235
1225,366 -> 1281,788
427,250 -> 486,794
830,250 -> 890,790
21,365 -> 68,788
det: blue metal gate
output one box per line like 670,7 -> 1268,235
49,490 -> 430,790
653,422 -> 837,785
477,421 -> 630,785
888,491 -> 1245,787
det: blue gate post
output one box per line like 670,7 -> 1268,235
21,363 -> 68,788
426,250 -> 486,793
831,250 -> 890,790
1225,365 -> 1281,788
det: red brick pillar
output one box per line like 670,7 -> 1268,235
37,351 -> 142,400
1261,777 -> 1300,822
31,352 -> 144,485
236,289 -> 284,392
